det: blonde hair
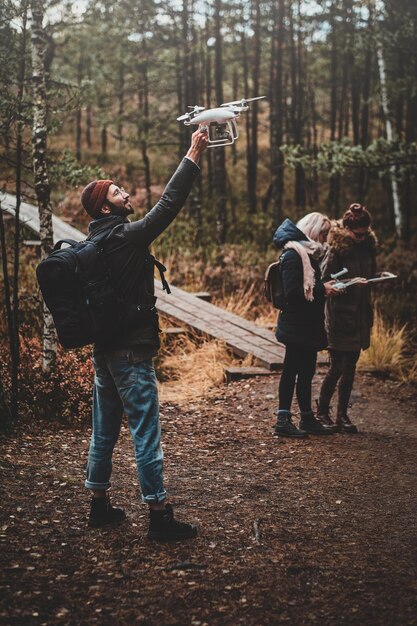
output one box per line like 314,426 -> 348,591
296,212 -> 330,242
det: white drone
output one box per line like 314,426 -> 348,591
177,96 -> 266,147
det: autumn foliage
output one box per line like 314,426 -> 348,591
1,335 -> 93,424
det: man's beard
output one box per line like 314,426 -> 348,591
106,200 -> 134,216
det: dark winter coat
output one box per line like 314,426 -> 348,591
273,219 -> 327,351
88,157 -> 200,354
321,222 -> 377,351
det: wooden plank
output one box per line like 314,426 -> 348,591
155,296 -> 284,368
1,192 -> 85,243
157,282 -> 278,342
163,327 -> 188,335
190,291 -> 212,302
224,367 -> 277,382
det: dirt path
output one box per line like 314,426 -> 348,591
1,369 -> 416,626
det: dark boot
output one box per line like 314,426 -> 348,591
147,504 -> 197,542
274,410 -> 308,438
337,365 -> 359,433
299,411 -> 334,435
88,494 -> 126,528
336,412 -> 358,434
316,365 -> 341,432
315,400 -> 340,433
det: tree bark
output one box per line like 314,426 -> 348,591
213,0 -> 227,243
86,60 -> 92,148
327,3 -> 340,216
204,17 -> 213,199
289,2 -> 306,210
0,202 -> 14,427
101,125 -> 107,157
31,0 -> 57,372
247,0 -> 261,214
117,59 -> 125,153
270,0 -> 285,225
358,1 -> 373,200
10,0 -> 29,422
376,25 -> 402,237
138,38 -> 152,212
76,54 -> 83,161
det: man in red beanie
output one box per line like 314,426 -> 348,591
82,128 -> 208,540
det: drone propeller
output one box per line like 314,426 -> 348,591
188,105 -> 205,111
221,96 -> 266,107
177,113 -> 191,121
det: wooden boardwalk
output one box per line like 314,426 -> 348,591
1,193 -> 323,370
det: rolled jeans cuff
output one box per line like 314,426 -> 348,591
85,479 -> 112,491
141,490 -> 167,504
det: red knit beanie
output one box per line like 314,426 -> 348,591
342,203 -> 372,229
81,179 -> 113,218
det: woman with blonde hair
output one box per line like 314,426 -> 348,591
272,212 -> 341,438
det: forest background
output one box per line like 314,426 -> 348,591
1,0 -> 417,427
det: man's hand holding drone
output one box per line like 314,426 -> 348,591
186,126 -> 209,164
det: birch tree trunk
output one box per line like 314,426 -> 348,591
376,32 -> 402,236
31,0 -> 57,371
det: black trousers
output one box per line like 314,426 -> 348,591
319,349 -> 361,416
279,344 -> 318,413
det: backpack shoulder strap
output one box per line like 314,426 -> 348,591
54,239 -> 80,250
147,253 -> 171,294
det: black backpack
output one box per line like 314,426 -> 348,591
264,252 -> 286,310
36,233 -> 124,349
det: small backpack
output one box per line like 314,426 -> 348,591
264,253 -> 286,310
36,234 -> 124,349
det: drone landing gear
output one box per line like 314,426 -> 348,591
207,120 -> 238,147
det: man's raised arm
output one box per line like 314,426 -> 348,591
124,129 -> 208,246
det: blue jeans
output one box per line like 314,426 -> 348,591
85,353 -> 166,504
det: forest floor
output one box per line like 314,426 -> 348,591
1,367 -> 417,626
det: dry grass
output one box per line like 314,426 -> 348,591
158,330 -> 236,404
214,280 -> 277,329
157,282 -> 278,403
358,307 -> 417,382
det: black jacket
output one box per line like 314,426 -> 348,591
88,157 -> 200,352
273,219 -> 327,351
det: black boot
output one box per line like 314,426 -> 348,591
88,494 -> 126,528
274,410 -> 308,438
315,400 -> 340,433
336,412 -> 358,434
299,411 -> 334,435
316,366 -> 341,433
337,368 -> 359,433
147,504 -> 197,542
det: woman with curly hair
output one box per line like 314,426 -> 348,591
317,203 -> 378,433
